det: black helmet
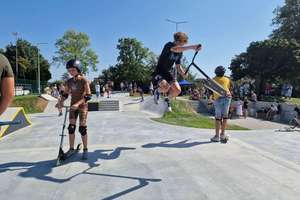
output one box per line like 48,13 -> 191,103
215,65 -> 226,77
66,59 -> 82,73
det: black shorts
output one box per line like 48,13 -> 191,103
152,72 -> 175,87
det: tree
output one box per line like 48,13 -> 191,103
116,38 -> 153,83
230,39 -> 300,94
53,30 -> 99,74
99,38 -> 155,87
2,39 -> 51,82
272,0 -> 300,41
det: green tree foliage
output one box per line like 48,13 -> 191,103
2,39 -> 51,81
53,30 -> 99,74
272,0 -> 300,41
99,38 -> 156,86
230,0 -> 300,95
230,39 -> 300,93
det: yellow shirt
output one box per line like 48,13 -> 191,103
212,76 -> 232,100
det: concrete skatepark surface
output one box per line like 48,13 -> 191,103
1,94 -> 300,200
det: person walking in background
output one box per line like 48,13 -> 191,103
120,82 -> 124,92
105,83 -> 110,98
133,82 -> 137,93
95,82 -> 100,99
129,82 -> 133,94
236,98 -> 243,118
266,104 -> 278,120
281,83 -> 287,97
239,83 -> 244,99
52,84 -> 60,98
250,91 -> 257,102
57,83 -> 65,116
149,82 -> 154,95
243,97 -> 249,119
138,86 -> 144,102
286,83 -> 293,99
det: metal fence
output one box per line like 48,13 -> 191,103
15,79 -> 48,95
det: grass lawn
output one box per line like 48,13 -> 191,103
10,95 -> 48,114
284,97 -> 300,105
262,96 -> 300,105
153,100 -> 248,130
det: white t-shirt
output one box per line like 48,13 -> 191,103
236,100 -> 243,116
96,84 -> 100,92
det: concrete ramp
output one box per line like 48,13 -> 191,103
0,107 -> 32,138
40,94 -> 57,101
140,96 -> 167,117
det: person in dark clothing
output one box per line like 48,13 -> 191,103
152,32 -> 201,111
138,86 -> 144,102
243,97 -> 249,119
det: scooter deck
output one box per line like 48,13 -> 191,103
185,50 -> 228,96
202,79 -> 228,96
56,143 -> 82,166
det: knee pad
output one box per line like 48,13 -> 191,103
68,124 -> 76,134
79,126 -> 87,136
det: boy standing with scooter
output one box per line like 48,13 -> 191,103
57,59 -> 92,160
210,66 -> 232,143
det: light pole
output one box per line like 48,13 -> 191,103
166,19 -> 188,32
12,32 -> 18,95
36,42 -> 48,95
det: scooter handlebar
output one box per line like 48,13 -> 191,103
185,46 -> 201,75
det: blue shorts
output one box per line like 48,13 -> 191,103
213,97 -> 232,119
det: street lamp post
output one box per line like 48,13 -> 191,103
36,42 -> 48,95
166,19 -> 188,32
12,32 -> 18,95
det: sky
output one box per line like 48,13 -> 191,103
0,0 -> 284,81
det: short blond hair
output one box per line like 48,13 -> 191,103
173,32 -> 188,44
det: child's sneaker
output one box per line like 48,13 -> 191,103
165,98 -> 172,112
65,148 -> 75,158
220,134 -> 229,143
154,89 -> 159,104
210,135 -> 220,142
82,148 -> 88,160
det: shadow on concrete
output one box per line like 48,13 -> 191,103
142,139 -> 213,148
0,146 -> 161,199
0,146 -> 136,183
68,166 -> 161,200
30,115 -> 59,118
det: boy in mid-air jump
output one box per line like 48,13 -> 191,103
153,32 -> 201,111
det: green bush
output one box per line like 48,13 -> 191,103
11,95 -> 48,114
153,100 -> 248,130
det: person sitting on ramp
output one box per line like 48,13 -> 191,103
57,59 -> 92,160
152,32 -> 201,111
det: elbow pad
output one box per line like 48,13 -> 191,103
84,94 -> 92,102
